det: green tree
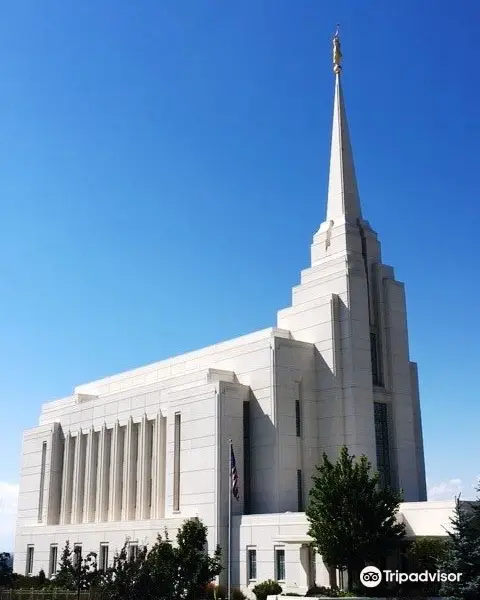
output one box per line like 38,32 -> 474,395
52,540 -> 75,590
52,541 -> 100,591
306,446 -> 405,590
173,517 -> 222,600
403,537 -> 451,596
440,490 -> 480,600
99,518 -> 221,600
0,552 -> 13,588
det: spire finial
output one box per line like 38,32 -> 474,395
333,25 -> 342,74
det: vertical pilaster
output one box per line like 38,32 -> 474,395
96,424 -> 109,522
136,414 -> 147,520
47,423 -> 64,525
152,411 -> 166,519
122,417 -> 133,521
71,431 -> 81,524
84,426 -> 98,522
60,431 -> 72,524
109,420 -> 122,522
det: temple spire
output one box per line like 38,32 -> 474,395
325,28 -> 362,224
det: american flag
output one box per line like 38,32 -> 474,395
230,445 -> 239,501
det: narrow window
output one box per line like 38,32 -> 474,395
374,402 -> 391,489
49,545 -> 58,577
173,413 -> 181,512
72,545 -> 82,570
295,400 -> 301,437
247,548 -> 257,581
275,548 -> 285,581
243,401 -> 251,514
99,544 -> 109,572
26,545 -> 34,576
38,441 -> 47,522
128,543 -> 138,562
297,469 -> 303,511
370,331 -> 382,386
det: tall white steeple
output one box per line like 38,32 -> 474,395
326,30 -> 362,224
278,30 -> 427,502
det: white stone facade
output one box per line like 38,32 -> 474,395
14,44 -> 443,597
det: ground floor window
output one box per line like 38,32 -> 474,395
275,547 -> 285,582
73,544 -> 82,570
49,545 -> 58,577
99,544 -> 109,572
26,545 -> 34,576
128,543 -> 138,562
247,548 -> 257,581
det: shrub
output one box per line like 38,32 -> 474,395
252,579 -> 282,600
305,585 -> 340,597
231,588 -> 247,600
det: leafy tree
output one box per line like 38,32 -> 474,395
52,540 -> 75,590
52,540 -> 99,591
99,518 -> 221,600
306,446 -> 405,590
402,537 -> 451,596
0,552 -> 13,588
100,539 -> 149,599
440,490 -> 480,600
173,517 -> 222,600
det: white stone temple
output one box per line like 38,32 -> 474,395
14,33 -> 454,596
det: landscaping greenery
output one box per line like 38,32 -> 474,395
0,518 -> 222,600
440,486 -> 480,600
306,446 -> 405,591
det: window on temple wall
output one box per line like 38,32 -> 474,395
275,548 -> 285,582
243,401 -> 251,514
297,469 -> 303,511
374,402 -> 391,489
99,544 -> 109,572
128,543 -> 138,562
26,545 -> 34,576
72,545 -> 82,570
173,413 -> 181,512
49,545 -> 58,577
38,441 -> 47,522
370,331 -> 382,386
247,548 -> 257,581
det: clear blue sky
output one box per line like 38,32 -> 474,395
0,0 -> 479,550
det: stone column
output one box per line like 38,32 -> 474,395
60,431 -> 73,524
109,420 -> 123,522
96,424 -> 110,522
136,414 -> 147,520
72,431 -> 87,524
152,412 -> 166,519
84,426 -> 99,522
122,417 -> 133,521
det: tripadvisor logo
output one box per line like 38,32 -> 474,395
360,566 -> 462,588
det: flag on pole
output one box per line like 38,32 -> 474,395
230,444 -> 239,500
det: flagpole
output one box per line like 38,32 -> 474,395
228,438 -> 232,600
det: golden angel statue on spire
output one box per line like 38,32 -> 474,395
333,26 -> 342,72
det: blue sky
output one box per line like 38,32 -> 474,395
0,0 -> 479,550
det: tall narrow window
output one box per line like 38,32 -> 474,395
370,331 -> 382,386
374,402 -> 391,489
128,543 -> 138,562
243,401 -> 251,514
275,548 -> 285,581
38,441 -> 47,522
49,545 -> 58,577
297,469 -> 303,511
26,545 -> 34,576
72,545 -> 82,570
247,548 -> 257,581
99,544 -> 109,572
295,400 -> 301,437
173,413 -> 181,512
